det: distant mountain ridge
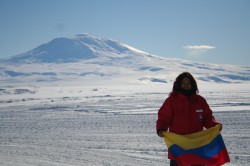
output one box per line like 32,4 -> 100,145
3,33 -> 149,63
0,34 -> 250,85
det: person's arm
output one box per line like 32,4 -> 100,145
202,98 -> 221,129
156,98 -> 173,137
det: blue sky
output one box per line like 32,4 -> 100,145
1,0 -> 250,66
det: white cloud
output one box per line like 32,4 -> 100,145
183,45 -> 216,56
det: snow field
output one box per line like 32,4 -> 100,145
0,83 -> 249,165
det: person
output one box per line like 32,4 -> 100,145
156,72 -> 221,166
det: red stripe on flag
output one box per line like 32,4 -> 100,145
169,148 -> 230,166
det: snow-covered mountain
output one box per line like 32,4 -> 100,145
2,33 -> 149,63
0,33 -> 250,85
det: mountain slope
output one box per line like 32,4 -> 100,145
0,34 -> 250,85
3,33 -> 149,63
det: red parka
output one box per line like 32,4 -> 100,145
156,92 -> 219,135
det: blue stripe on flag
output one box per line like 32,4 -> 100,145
169,134 -> 226,158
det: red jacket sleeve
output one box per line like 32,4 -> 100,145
201,97 -> 220,129
156,98 -> 173,134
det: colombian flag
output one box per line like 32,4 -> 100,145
163,124 -> 230,166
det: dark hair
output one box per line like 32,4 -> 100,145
171,72 -> 199,95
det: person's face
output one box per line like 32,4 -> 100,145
181,77 -> 192,90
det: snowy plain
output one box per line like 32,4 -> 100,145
0,82 -> 249,166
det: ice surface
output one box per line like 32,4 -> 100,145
0,83 -> 249,165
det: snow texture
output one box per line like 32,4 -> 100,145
0,83 -> 249,166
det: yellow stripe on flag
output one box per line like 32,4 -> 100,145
163,124 -> 221,150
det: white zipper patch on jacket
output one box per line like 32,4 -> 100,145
196,109 -> 203,113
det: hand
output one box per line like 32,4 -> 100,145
158,130 -> 166,137
219,124 -> 222,131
